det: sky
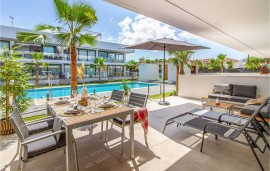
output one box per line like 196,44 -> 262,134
0,0 -> 248,61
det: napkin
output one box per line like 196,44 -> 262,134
64,109 -> 82,114
99,102 -> 114,108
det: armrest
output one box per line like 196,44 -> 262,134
26,116 -> 54,126
21,109 -> 47,115
21,130 -> 65,145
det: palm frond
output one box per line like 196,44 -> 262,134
16,32 -> 50,45
34,24 -> 62,33
79,34 -> 96,46
53,0 -> 71,24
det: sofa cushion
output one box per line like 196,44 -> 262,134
229,96 -> 253,103
240,105 -> 269,118
208,94 -> 230,101
232,84 -> 257,98
213,83 -> 231,95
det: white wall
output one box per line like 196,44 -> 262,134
168,63 -> 176,82
178,74 -> 270,99
139,64 -> 159,81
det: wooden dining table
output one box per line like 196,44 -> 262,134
47,100 -> 135,171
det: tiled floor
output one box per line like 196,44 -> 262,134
0,96 -> 269,171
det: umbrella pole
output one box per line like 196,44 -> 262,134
159,44 -> 170,105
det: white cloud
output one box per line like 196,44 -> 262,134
105,36 -> 116,42
117,15 -> 180,45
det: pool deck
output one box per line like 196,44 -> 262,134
1,96 -> 269,171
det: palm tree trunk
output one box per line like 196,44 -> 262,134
35,63 -> 39,86
98,67 -> 101,83
180,64 -> 185,74
5,80 -> 9,121
70,43 -> 77,95
176,66 -> 179,94
131,67 -> 134,81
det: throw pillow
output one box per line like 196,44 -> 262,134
245,97 -> 267,105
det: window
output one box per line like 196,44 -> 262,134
43,46 -> 55,53
78,49 -> 87,61
98,51 -> 108,60
0,40 -> 10,50
108,52 -> 116,62
117,53 -> 124,62
88,50 -> 96,62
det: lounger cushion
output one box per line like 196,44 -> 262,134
28,119 -> 54,135
208,94 -> 230,101
228,96 -> 253,103
26,131 -> 66,159
232,84 -> 257,98
240,105 -> 270,118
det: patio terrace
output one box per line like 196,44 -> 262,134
1,96 -> 269,171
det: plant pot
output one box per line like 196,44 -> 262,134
0,118 -> 15,135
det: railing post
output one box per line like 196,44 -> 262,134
148,84 -> 150,98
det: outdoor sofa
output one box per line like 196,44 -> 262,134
208,83 -> 257,103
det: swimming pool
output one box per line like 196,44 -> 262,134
27,82 -> 158,99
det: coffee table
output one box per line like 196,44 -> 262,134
203,101 -> 233,112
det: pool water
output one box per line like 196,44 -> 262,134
27,82 -> 158,99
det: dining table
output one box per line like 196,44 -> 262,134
46,98 -> 135,171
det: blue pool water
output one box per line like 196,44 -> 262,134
27,82 -> 158,99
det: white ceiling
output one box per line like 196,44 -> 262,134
105,0 -> 270,58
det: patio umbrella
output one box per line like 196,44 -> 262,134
123,38 -> 210,105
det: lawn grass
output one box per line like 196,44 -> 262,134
149,92 -> 172,99
23,114 -> 47,122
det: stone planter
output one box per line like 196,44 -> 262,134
0,118 -> 15,135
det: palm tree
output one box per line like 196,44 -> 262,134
168,50 -> 195,94
90,58 -> 107,83
208,58 -> 220,70
217,53 -> 227,72
30,53 -> 44,86
125,60 -> 138,81
16,0 -> 98,93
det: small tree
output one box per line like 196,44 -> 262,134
227,61 -> 233,69
245,56 -> 265,72
90,58 -> 107,83
30,52 -> 45,86
217,53 -> 227,72
194,59 -> 205,69
208,58 -> 220,70
168,50 -> 195,94
125,60 -> 138,81
0,49 -> 32,122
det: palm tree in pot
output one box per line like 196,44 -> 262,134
16,0 -> 98,94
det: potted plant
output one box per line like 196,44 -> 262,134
121,79 -> 130,95
0,49 -> 32,135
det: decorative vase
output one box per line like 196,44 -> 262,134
81,84 -> 88,100
215,98 -> 220,105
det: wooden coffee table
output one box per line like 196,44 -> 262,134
203,101 -> 233,112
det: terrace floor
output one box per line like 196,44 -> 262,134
0,96 -> 269,171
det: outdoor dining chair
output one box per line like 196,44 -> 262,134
100,90 -> 125,139
163,97 -> 270,171
11,103 -> 54,154
105,92 -> 148,148
9,107 -> 79,171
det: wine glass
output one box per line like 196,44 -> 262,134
72,90 -> 77,105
